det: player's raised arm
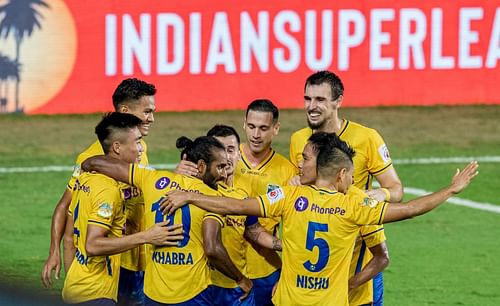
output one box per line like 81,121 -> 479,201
81,155 -> 131,184
162,190 -> 263,217
382,161 -> 478,223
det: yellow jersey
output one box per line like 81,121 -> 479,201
68,139 -> 149,272
211,183 -> 249,288
290,121 -> 393,305
128,164 -> 224,303
234,145 -> 297,279
257,185 -> 387,306
62,172 -> 125,304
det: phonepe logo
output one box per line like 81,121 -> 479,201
155,177 -> 171,190
294,197 -> 309,212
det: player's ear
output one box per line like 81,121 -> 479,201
197,159 -> 207,177
273,121 -> 280,136
119,104 -> 129,113
335,95 -> 343,109
111,141 -> 121,155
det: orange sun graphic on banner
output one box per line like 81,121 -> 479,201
0,0 -> 77,113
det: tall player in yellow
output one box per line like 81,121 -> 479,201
289,71 -> 403,306
82,136 -> 254,305
62,112 -> 180,305
162,132 -> 478,306
236,99 -> 297,306
42,79 -> 164,306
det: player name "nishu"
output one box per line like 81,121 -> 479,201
152,251 -> 194,265
296,274 -> 329,290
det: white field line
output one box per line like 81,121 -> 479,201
1,156 -> 499,173
404,187 -> 500,214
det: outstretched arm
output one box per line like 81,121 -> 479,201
81,156 -> 130,184
85,220 -> 183,256
162,191 -> 263,216
383,161 -> 478,223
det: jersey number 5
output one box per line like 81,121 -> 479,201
152,197 -> 191,247
303,221 -> 329,272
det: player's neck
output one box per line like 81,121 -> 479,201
314,177 -> 337,192
242,143 -> 272,167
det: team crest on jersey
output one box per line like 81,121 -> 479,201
155,177 -> 171,190
266,187 -> 284,204
97,203 -> 113,218
72,165 -> 81,178
267,184 -> 280,193
361,197 -> 379,208
294,197 -> 309,212
378,144 -> 391,164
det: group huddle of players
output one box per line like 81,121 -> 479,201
40,71 -> 478,306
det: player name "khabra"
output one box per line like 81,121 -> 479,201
310,203 -> 346,216
152,251 -> 194,265
296,274 -> 329,290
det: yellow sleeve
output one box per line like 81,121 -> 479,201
88,186 -> 122,230
359,225 -> 386,248
289,133 -> 302,169
346,194 -> 388,226
257,186 -> 287,218
366,129 -> 393,176
128,163 -> 156,191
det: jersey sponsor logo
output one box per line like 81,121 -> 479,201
361,197 -> 379,208
122,186 -> 141,200
294,196 -> 309,212
378,144 -> 391,164
97,202 -> 113,218
155,177 -> 171,190
296,274 -> 329,289
310,203 -> 346,216
266,187 -> 284,204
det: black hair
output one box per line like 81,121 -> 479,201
309,132 -> 355,178
206,124 -> 241,145
305,71 -> 344,101
95,112 -> 142,154
112,78 -> 157,110
245,99 -> 279,123
176,136 -> 225,166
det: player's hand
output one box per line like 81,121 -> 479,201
174,155 -> 198,176
364,189 -> 386,202
41,252 -> 61,288
449,161 -> 479,194
288,175 -> 302,186
237,276 -> 253,301
145,220 -> 184,246
162,190 -> 193,215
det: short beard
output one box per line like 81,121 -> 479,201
307,117 -> 324,130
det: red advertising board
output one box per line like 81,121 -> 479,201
0,0 -> 498,114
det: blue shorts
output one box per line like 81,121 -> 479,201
118,268 -> 145,306
144,288 -> 213,306
372,272 -> 384,306
251,270 -> 280,306
209,285 -> 255,306
72,298 -> 116,306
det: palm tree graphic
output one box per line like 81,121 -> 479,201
0,52 -> 19,113
0,0 -> 49,113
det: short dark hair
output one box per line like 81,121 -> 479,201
176,136 -> 225,167
245,99 -> 279,123
309,132 -> 355,178
112,78 -> 157,110
207,124 -> 240,145
305,71 -> 344,101
95,112 -> 142,154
